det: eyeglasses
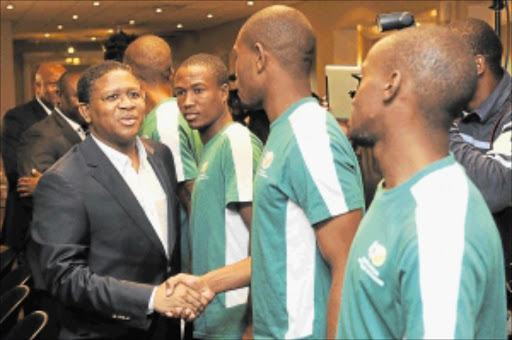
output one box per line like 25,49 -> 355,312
99,89 -> 145,104
348,74 -> 362,99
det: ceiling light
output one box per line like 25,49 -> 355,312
57,25 -> 63,30
44,33 -> 50,38
93,1 -> 100,6
68,46 -> 75,54
6,4 -> 14,10
207,13 -> 213,18
177,23 -> 183,29
108,28 -> 114,33
91,36 -> 97,41
66,58 -> 73,64
72,14 -> 79,20
129,20 -> 135,25
430,9 -> 438,17
155,8 -> 162,13
247,1 -> 254,6
73,58 -> 81,65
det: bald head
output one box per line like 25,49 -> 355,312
123,35 -> 173,84
238,5 -> 315,79
35,62 -> 66,109
374,26 -> 477,128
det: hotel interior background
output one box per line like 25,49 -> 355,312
1,0 -> 511,221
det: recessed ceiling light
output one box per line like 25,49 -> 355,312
57,25 -> 63,30
207,13 -> 213,18
129,20 -> 135,25
177,23 -> 183,29
44,33 -> 50,38
247,1 -> 254,6
91,37 -> 97,41
68,46 -> 75,54
93,1 -> 100,6
6,4 -> 14,10
155,8 -> 162,13
72,14 -> 79,20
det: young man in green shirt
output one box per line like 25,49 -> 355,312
173,53 -> 262,339
167,7 -> 364,339
338,26 -> 507,339
124,35 -> 203,274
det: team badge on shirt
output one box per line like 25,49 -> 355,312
358,240 -> 386,287
368,241 -> 387,267
197,161 -> 209,181
258,151 -> 274,178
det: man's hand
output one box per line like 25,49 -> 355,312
17,169 -> 42,197
164,274 -> 215,318
153,281 -> 206,321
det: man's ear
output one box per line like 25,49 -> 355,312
78,103 -> 92,124
220,83 -> 229,103
254,42 -> 266,74
474,55 -> 486,76
383,70 -> 401,103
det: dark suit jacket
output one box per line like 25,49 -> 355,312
1,98 -> 49,249
12,111 -> 83,252
28,136 -> 181,339
17,109 -> 83,177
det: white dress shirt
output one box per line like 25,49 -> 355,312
91,135 -> 168,313
36,96 -> 53,115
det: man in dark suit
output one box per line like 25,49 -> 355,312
28,61 -> 210,339
17,71 -> 85,181
1,62 -> 66,249
16,72 -> 86,339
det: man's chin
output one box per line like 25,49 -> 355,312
348,131 -> 377,148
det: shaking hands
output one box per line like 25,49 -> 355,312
153,274 -> 216,321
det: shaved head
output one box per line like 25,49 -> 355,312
178,53 -> 229,87
35,62 -> 66,108
375,26 -> 477,128
238,5 -> 315,79
123,35 -> 173,84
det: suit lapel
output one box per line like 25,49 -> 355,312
143,141 -> 176,259
51,110 -> 82,145
81,137 -> 167,258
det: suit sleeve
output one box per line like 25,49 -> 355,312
1,110 -> 24,183
30,171 -> 154,328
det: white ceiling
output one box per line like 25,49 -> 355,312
0,0 -> 301,42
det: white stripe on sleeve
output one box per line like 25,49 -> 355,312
289,103 -> 348,215
411,163 -> 467,339
224,123 -> 254,202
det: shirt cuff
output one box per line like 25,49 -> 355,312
147,286 -> 157,314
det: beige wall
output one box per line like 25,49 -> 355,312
6,1 -> 510,104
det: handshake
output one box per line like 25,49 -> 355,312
153,274 -> 215,321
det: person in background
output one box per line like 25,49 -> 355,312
448,19 -> 511,320
234,5 -> 364,339
103,30 -> 139,62
123,36 -> 203,287
172,53 -> 262,339
28,61 -> 211,339
1,62 -> 66,251
338,26 -> 506,339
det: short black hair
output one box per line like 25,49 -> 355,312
103,30 -> 139,62
78,61 -> 131,103
57,71 -> 80,97
239,5 -> 316,79
377,26 -> 477,129
178,53 -> 229,86
449,18 -> 503,78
